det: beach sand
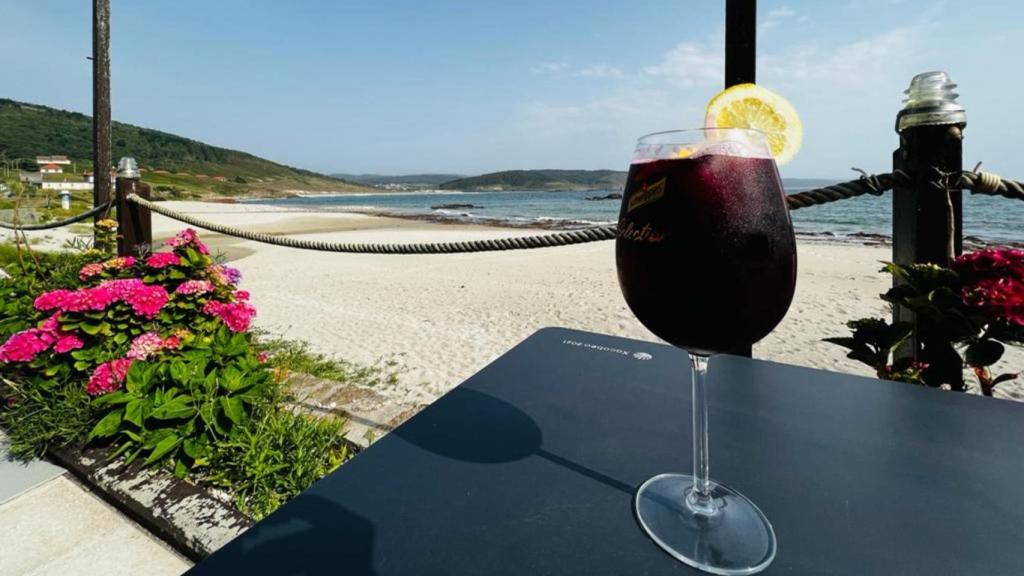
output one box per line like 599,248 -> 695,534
8,201 -> 1022,404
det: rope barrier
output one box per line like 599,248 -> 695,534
129,193 -> 616,253
125,168 -> 1021,254
0,202 -> 112,231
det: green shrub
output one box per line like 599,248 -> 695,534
0,230 -> 357,516
210,409 -> 350,519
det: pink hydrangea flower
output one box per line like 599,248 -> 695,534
257,351 -> 269,363
235,290 -> 251,301
123,284 -> 169,319
163,335 -> 182,350
0,329 -> 54,363
78,263 -> 104,281
86,358 -> 133,396
165,228 -> 210,255
146,252 -> 182,269
203,300 -> 257,333
0,313 -> 84,362
127,332 -> 165,360
34,289 -> 74,311
54,333 -> 85,354
175,280 -> 215,295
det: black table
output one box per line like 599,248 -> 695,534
188,328 -> 1024,575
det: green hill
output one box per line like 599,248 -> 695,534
332,173 -> 465,188
0,99 -> 371,197
439,169 -> 627,191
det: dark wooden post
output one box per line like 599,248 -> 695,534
115,159 -> 152,258
93,0 -> 112,243
892,71 -> 966,389
725,0 -> 756,88
725,0 -> 756,358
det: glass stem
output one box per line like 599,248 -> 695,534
687,353 -> 716,515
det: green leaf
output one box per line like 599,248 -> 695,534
144,433 -> 181,465
113,332 -> 128,345
126,362 -> 156,394
88,410 -> 123,440
169,361 -> 189,386
220,396 -> 246,426
80,322 -> 103,336
150,395 -> 195,420
124,399 -> 151,427
92,391 -> 132,407
965,339 -> 1005,367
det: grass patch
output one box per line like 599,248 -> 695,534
209,408 -> 351,519
257,335 -> 402,387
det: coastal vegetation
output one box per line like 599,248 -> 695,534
0,99 -> 372,198
0,229 -> 394,519
827,250 -> 1024,395
439,169 -> 628,192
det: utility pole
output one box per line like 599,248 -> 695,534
93,0 -> 112,240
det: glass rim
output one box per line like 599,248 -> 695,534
636,127 -> 768,144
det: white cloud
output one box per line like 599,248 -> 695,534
761,6 -> 796,32
641,41 -> 723,88
574,64 -> 624,79
530,62 -> 570,74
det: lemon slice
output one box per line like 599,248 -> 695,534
704,83 -> 802,165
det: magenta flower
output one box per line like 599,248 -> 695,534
86,358 -> 133,396
54,333 -> 85,354
124,284 -> 169,319
235,290 -> 251,301
127,332 -> 165,360
78,263 -> 104,282
203,300 -> 256,333
34,289 -> 74,312
165,228 -> 210,255
0,329 -> 54,363
146,252 -> 182,269
175,280 -> 215,295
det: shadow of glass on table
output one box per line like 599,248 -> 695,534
392,387 -> 634,495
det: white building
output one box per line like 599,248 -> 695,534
35,155 -> 71,166
39,163 -> 63,174
41,181 -> 93,191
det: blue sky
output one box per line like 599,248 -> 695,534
2,0 -> 1022,178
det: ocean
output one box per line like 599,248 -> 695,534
259,188 -> 1023,245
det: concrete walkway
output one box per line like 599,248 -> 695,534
0,431 -> 191,576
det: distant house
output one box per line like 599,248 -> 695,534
39,163 -> 63,174
35,155 -> 71,166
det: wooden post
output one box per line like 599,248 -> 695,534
725,0 -> 756,358
725,0 -> 756,88
892,71 -> 966,390
115,159 -> 152,258
93,0 -> 112,242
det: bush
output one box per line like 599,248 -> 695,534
827,248 -> 1024,395
0,229 -> 355,515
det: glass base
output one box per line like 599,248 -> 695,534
635,473 -> 776,575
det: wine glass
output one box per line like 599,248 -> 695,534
616,128 -> 797,574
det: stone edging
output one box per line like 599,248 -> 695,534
49,446 -> 252,562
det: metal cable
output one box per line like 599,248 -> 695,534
122,168 -> 1019,254
0,202 -> 112,231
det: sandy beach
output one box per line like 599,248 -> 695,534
7,201 -> 1022,405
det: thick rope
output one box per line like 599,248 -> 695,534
958,170 -> 1024,202
130,193 -> 616,253
784,169 -> 909,209
126,168 -> 1021,254
0,202 -> 112,231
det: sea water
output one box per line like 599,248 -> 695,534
258,188 -> 1023,245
